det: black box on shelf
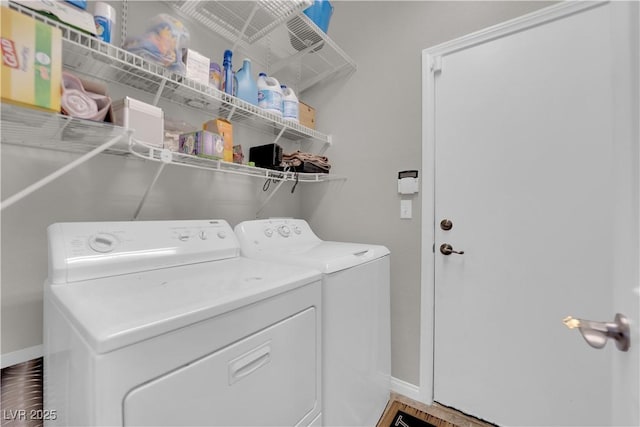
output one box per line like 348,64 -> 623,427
249,143 -> 283,169
289,162 -> 329,174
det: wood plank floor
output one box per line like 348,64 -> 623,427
377,392 -> 497,427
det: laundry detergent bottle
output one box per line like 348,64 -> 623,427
281,85 -> 299,123
257,73 -> 283,116
235,59 -> 258,105
222,50 -> 234,95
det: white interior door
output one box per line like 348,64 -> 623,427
425,2 -> 639,426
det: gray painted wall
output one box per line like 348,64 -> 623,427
301,1 -> 554,385
2,1 -> 553,390
1,0 -> 304,357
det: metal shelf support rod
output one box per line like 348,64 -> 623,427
0,133 -> 124,211
256,178 -> 288,218
133,162 -> 167,220
318,135 -> 332,155
273,127 -> 286,145
152,78 -> 167,107
226,104 -> 237,121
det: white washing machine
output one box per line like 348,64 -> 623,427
234,219 -> 391,427
44,219 -> 322,426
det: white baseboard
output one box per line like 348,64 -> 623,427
390,376 -> 422,402
1,345 -> 43,369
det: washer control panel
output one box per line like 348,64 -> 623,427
48,220 -> 240,284
235,219 -> 321,252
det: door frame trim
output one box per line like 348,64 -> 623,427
418,0 -> 609,404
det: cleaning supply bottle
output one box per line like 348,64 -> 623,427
257,73 -> 283,116
281,85 -> 299,123
235,59 -> 258,105
209,62 -> 222,90
222,50 -> 234,95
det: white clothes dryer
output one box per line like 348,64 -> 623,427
44,219 -> 322,427
234,219 -> 391,427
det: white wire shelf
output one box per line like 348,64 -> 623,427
1,103 -> 131,155
268,12 -> 357,92
163,1 -> 357,92
166,0 -> 312,45
129,139 -> 343,183
0,103 -> 133,210
8,1 -> 331,145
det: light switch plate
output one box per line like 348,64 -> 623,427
400,199 -> 412,219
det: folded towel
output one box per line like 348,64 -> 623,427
282,151 -> 331,172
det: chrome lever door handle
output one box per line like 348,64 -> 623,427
563,313 -> 630,352
440,243 -> 464,255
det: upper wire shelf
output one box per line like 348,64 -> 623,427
163,0 -> 357,92
8,1 -> 331,144
166,0 -> 312,45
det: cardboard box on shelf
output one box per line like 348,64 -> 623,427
203,118 -> 233,162
299,101 -> 316,129
1,6 -> 62,112
179,130 -> 224,159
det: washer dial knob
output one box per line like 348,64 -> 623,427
264,228 -> 274,238
278,225 -> 291,237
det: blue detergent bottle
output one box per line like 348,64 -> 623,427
235,59 -> 258,105
223,50 -> 234,95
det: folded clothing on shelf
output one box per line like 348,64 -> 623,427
282,151 -> 331,174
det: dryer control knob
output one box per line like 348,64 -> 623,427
278,225 -> 291,237
293,226 -> 302,235
178,232 -> 190,241
217,231 -> 227,239
88,233 -> 118,253
264,228 -> 274,237
199,231 -> 208,240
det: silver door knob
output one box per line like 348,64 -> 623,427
440,243 -> 464,255
563,313 -> 630,352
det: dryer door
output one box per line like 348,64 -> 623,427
123,307 -> 318,426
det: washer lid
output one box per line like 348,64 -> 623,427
240,241 -> 390,274
46,257 -> 321,354
234,219 -> 390,273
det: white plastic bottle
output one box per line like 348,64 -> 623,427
280,85 -> 299,123
257,73 -> 283,116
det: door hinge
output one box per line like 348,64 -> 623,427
431,56 -> 442,74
